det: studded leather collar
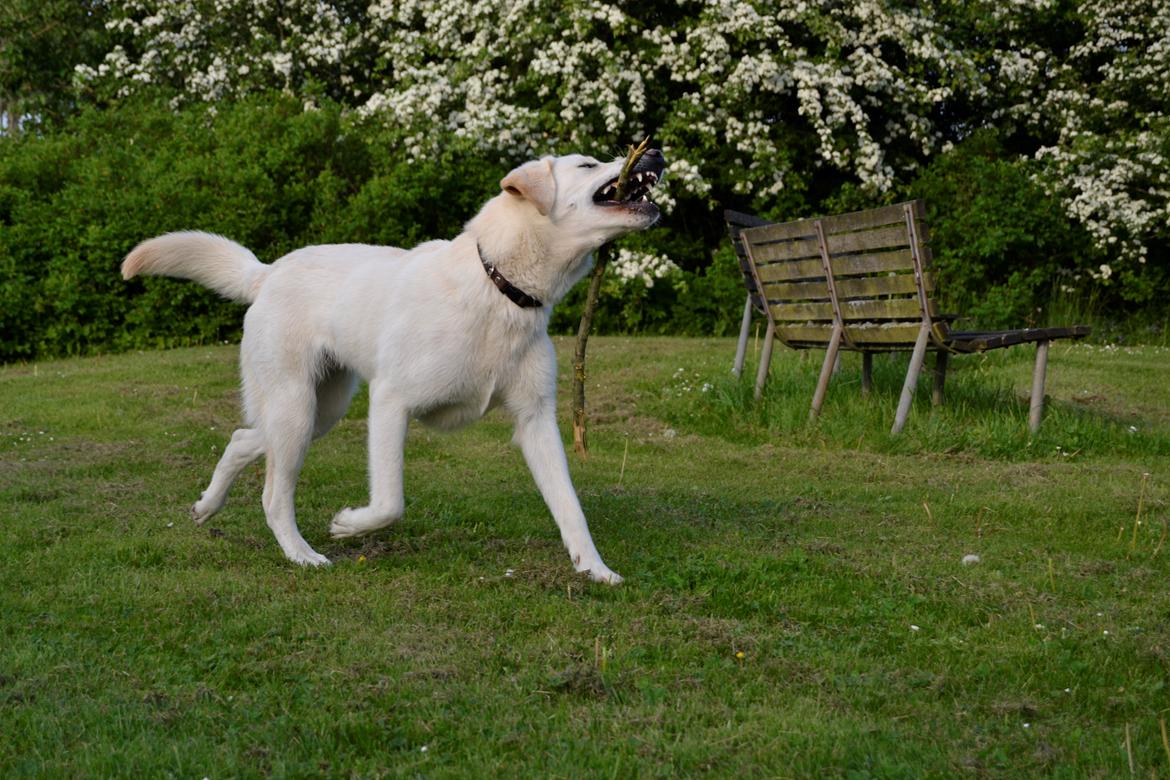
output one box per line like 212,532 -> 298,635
478,243 -> 543,309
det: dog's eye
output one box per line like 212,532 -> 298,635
578,162 -> 598,169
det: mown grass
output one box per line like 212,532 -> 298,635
2,337 -> 1169,778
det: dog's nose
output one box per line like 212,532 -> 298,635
640,148 -> 666,168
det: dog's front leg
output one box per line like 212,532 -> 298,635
514,409 -> 622,584
330,384 -> 408,539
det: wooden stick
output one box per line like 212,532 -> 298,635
571,137 -> 651,457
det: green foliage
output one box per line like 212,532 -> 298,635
0,92 -> 783,361
550,242 -> 747,338
2,95 -> 1168,362
908,131 -> 1105,329
0,0 -> 111,130
0,96 -> 506,361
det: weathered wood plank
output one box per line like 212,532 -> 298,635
826,249 -> 916,276
834,273 -> 928,298
824,225 -> 913,255
745,235 -> 821,263
774,324 -> 837,346
754,258 -> 825,283
740,220 -> 818,246
761,279 -> 831,300
770,298 -> 928,323
839,298 -> 925,321
769,301 -> 836,322
821,203 -> 910,235
844,323 -> 932,345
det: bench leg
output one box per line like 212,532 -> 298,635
932,351 -> 949,407
861,353 -> 873,398
753,321 -> 776,401
810,324 -> 843,420
732,294 -> 753,377
892,323 -> 931,434
1029,340 -> 1050,434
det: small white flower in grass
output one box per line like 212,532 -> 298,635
961,554 -> 981,566
504,569 -> 514,578
910,624 -> 920,632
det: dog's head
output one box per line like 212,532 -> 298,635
499,150 -> 668,244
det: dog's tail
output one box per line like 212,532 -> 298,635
121,231 -> 270,304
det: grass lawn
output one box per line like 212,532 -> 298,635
2,336 -> 1168,777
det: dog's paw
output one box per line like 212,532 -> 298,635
329,506 -> 397,539
288,547 -> 332,567
577,561 -> 624,585
190,500 -> 213,526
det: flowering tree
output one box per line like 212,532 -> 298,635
77,1 -> 974,196
950,0 -> 1170,300
73,0 -> 1167,304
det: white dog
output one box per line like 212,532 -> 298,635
122,150 -> 667,583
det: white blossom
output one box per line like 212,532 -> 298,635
611,249 -> 679,289
74,0 -> 1168,291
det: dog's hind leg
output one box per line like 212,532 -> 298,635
191,427 -> 265,524
259,383 -> 331,566
330,380 -> 408,539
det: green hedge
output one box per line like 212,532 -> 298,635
0,97 -> 506,360
0,98 -> 1163,362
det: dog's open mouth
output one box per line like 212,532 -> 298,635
592,152 -> 666,215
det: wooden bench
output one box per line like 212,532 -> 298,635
730,200 -> 1090,434
724,209 -> 771,378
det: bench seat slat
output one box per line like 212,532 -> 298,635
945,326 -> 1092,352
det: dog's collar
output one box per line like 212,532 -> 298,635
478,243 -> 544,309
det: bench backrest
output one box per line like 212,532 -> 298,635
740,200 -> 947,350
724,209 -> 773,314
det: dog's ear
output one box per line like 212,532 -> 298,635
500,158 -> 556,217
